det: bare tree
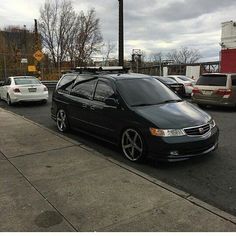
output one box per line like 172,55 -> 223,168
149,52 -> 163,63
72,8 -> 103,66
166,47 -> 201,64
39,1 -> 102,69
39,0 -> 77,69
101,41 -> 116,66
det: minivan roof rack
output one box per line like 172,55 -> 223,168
74,66 -> 130,74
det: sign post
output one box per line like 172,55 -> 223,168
118,0 -> 124,66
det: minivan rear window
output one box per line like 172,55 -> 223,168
196,75 -> 227,86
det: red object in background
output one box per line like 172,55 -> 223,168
220,49 -> 236,73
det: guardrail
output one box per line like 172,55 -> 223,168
41,80 -> 58,89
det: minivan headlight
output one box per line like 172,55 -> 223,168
209,119 -> 216,129
150,128 -> 185,137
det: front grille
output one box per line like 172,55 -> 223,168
184,124 -> 210,136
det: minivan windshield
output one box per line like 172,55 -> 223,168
196,75 -> 227,86
117,78 -> 181,107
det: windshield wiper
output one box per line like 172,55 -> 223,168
132,103 -> 158,107
159,99 -> 182,104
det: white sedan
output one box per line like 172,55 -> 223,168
166,75 -> 196,96
0,76 -> 48,105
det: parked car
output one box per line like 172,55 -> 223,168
0,76 -> 48,105
153,76 -> 186,97
51,68 -> 219,163
167,75 -> 195,96
192,73 -> 236,108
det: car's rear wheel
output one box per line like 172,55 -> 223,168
121,128 -> 146,162
56,109 -> 69,132
7,94 -> 12,106
41,99 -> 47,104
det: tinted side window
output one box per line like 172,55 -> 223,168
5,78 -> 11,85
71,79 -> 97,100
94,81 -> 115,102
231,75 -> 236,86
57,74 -> 77,92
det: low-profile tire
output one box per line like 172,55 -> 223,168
121,128 -> 146,163
6,94 -> 12,106
56,109 -> 69,132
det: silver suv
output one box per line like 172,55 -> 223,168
192,73 -> 236,107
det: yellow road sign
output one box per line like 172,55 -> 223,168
33,50 -> 44,61
28,65 -> 37,72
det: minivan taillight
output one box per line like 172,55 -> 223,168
13,88 -> 21,93
192,88 -> 201,94
216,89 -> 232,96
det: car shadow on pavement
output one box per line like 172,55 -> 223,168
1,101 -> 47,108
68,128 -> 214,173
196,104 -> 236,113
18,101 -> 47,107
147,153 -> 214,169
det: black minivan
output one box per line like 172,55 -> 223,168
51,68 -> 219,162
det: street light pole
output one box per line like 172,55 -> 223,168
118,0 -> 124,66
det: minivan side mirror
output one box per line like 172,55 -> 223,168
104,98 -> 119,107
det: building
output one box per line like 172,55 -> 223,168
220,21 -> 236,73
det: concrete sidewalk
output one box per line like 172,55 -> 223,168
0,108 -> 236,232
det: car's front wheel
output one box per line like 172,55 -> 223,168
56,109 -> 69,132
121,128 -> 146,162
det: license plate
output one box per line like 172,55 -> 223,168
28,88 -> 37,92
202,90 -> 212,96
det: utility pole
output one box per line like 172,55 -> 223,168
118,0 -> 124,66
34,19 -> 44,79
34,19 -> 40,51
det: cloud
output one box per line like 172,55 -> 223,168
1,0 -> 236,61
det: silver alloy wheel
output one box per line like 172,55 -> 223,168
121,128 -> 144,162
56,109 -> 67,132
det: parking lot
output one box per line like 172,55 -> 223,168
0,90 -> 236,218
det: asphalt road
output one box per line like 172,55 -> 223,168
1,90 -> 236,216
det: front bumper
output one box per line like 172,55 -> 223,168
147,126 -> 219,162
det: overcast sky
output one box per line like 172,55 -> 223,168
0,0 -> 236,61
